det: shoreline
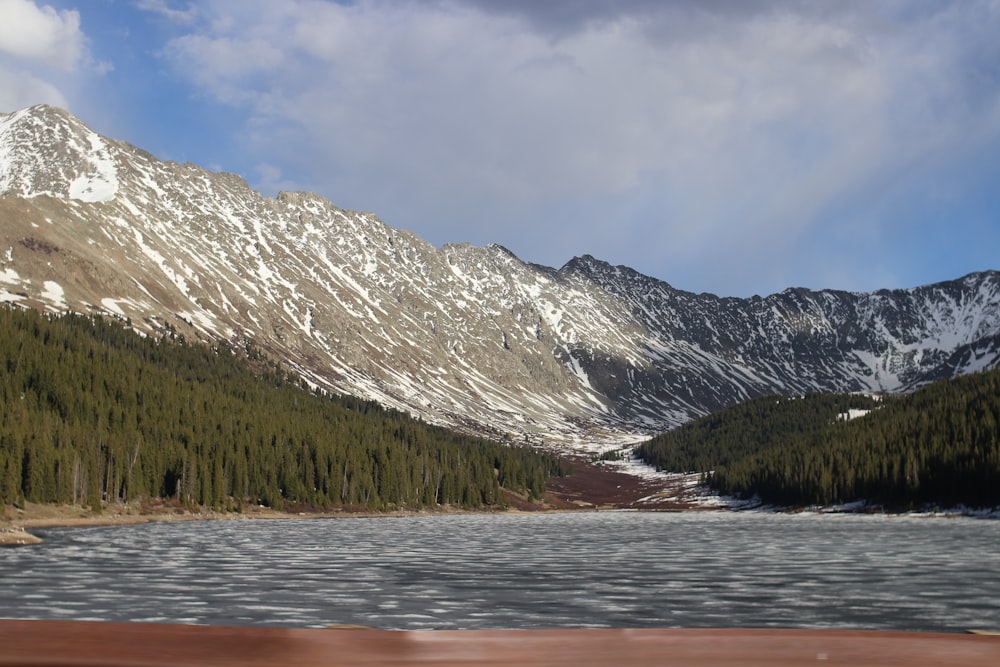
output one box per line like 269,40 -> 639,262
0,497 -> 582,545
0,457 -> 702,543
5,454 -> 996,545
5,497 -> 996,546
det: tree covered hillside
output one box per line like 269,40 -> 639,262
636,372 -> 1000,508
0,307 -> 561,511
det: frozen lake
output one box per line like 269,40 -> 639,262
2,511 -> 998,632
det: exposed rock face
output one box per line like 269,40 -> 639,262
2,105 -> 998,452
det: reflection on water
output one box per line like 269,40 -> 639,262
2,512 -> 998,632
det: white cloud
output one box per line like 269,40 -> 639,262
0,0 -> 84,69
0,0 -> 92,112
146,1 -> 1000,294
135,0 -> 198,25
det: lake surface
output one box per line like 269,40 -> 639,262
2,511 -> 998,632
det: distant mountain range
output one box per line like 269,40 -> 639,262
2,104 -> 998,454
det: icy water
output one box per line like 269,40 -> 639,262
2,511 -> 998,632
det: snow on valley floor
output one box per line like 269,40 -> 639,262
585,449 -> 1000,516
587,397 -> 886,510
586,450 -> 734,510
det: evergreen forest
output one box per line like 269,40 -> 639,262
636,371 -> 1000,508
0,306 -> 562,512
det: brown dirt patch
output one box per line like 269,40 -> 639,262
512,457 -> 704,511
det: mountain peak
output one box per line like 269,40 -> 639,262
0,104 -> 119,203
559,254 -> 682,294
559,254 -> 619,280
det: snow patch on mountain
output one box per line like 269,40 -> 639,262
65,130 -> 119,202
41,280 -> 66,307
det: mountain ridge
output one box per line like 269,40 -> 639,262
1,104 -> 998,453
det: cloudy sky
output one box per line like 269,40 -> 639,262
2,0 -> 999,297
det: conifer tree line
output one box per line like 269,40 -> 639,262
637,371 -> 1000,508
0,307 -> 562,511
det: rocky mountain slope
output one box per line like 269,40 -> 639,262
1,105 -> 998,453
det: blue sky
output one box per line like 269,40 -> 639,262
2,0 -> 999,298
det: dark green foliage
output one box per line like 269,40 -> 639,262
0,307 -> 562,510
636,374 -> 1000,508
636,393 -> 881,474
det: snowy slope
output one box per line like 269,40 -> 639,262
1,104 -> 998,453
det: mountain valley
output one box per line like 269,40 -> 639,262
2,104 -> 999,458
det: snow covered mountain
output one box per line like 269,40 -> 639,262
2,105 -> 999,453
